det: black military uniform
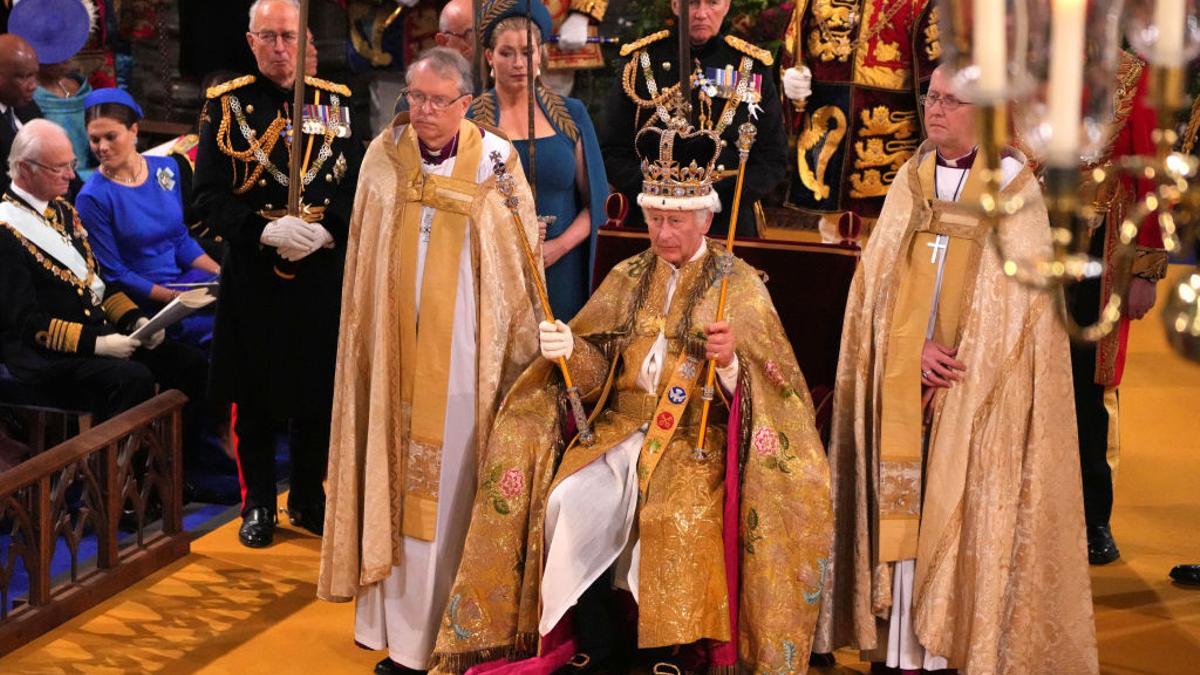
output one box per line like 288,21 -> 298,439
600,28 -> 788,238
0,190 -> 208,423
193,73 -> 362,547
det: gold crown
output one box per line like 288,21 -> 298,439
637,115 -> 723,202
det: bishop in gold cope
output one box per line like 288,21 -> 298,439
815,65 -> 1099,674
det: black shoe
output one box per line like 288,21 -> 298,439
374,657 -> 424,674
1170,564 -> 1200,586
238,506 -> 277,548
286,500 -> 325,536
1087,524 -> 1120,565
809,652 -> 836,667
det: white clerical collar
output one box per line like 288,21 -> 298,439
936,146 -> 978,169
10,183 -> 49,216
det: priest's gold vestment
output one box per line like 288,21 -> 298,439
815,143 -> 1099,674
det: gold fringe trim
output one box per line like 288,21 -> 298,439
428,633 -> 537,674
706,665 -> 739,675
621,29 -> 669,57
206,74 -> 255,99
725,35 -> 774,66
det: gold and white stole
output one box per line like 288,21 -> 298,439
394,120 -> 485,542
877,151 -> 991,562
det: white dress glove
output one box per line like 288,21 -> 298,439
782,66 -> 813,102
133,317 -> 165,350
95,333 -> 140,359
261,215 -> 322,251
558,13 -> 590,52
278,223 -> 334,261
539,320 -> 574,361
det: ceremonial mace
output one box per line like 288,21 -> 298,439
278,0 -> 312,280
693,122 -> 756,460
489,151 -> 596,446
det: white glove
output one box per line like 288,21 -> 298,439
558,13 -> 590,52
95,333 -> 140,359
133,317 -> 165,350
539,320 -> 573,361
782,66 -> 813,102
261,215 -> 322,251
277,223 -> 334,261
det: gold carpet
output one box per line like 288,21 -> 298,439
4,269 -> 1200,674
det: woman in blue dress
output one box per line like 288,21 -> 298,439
76,88 -> 221,349
472,0 -> 607,321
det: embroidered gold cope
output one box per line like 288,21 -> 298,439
318,115 -> 540,601
429,243 -> 833,674
815,142 -> 1099,673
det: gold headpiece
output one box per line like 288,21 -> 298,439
636,115 -> 724,212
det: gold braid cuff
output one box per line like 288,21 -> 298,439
41,319 -> 83,353
101,292 -> 140,326
1132,246 -> 1170,282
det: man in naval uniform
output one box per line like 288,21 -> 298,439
0,120 -> 208,428
193,0 -> 364,548
599,0 -> 787,238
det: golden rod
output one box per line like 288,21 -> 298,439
489,151 -> 595,446
693,122 -> 757,460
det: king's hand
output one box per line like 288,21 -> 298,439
539,320 -> 574,361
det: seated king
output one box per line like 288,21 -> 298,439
429,116 -> 833,675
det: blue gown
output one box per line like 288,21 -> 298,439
76,155 -> 217,348
470,87 -> 607,321
33,75 -> 95,179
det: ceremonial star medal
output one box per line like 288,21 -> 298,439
156,166 -> 176,192
332,153 -> 348,183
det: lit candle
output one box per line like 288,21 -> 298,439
1154,0 -> 1187,65
973,0 -> 1007,94
1047,0 -> 1086,165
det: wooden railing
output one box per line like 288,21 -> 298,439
0,391 -> 191,655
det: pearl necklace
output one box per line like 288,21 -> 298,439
102,156 -> 145,185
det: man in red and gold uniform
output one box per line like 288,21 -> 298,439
779,0 -> 940,240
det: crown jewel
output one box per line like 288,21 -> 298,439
637,115 -> 723,204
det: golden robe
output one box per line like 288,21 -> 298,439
429,242 -> 833,674
815,143 -> 1099,674
318,116 -> 541,602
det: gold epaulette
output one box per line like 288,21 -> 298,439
206,74 -> 255,99
569,0 -> 607,22
305,76 -> 352,97
725,35 -> 774,67
620,30 -> 669,57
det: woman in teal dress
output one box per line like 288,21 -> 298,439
471,0 -> 607,320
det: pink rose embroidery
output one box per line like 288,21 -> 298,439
498,468 -> 525,498
765,360 -> 786,388
753,427 -> 780,457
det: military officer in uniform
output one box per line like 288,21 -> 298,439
193,0 -> 363,548
599,0 -> 787,238
0,120 -> 208,428
779,0 -> 940,238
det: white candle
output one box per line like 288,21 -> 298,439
1154,0 -> 1187,65
1047,0 -> 1086,164
973,0 -> 1007,94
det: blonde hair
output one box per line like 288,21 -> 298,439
489,16 -> 543,47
